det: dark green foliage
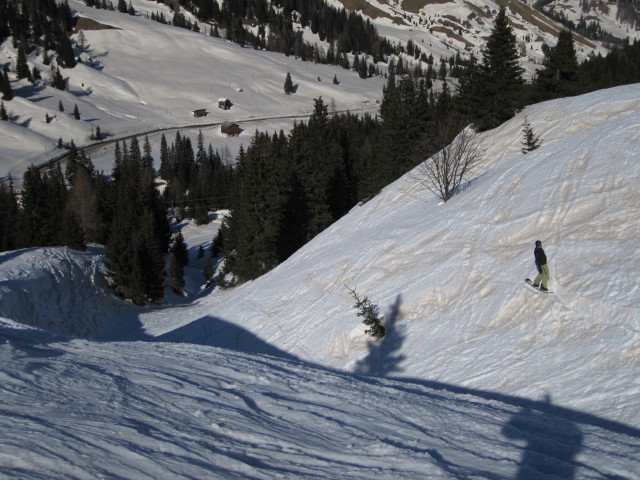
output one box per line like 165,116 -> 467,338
73,103 -> 80,120
171,231 -> 189,267
18,163 -> 67,248
60,205 -> 86,251
0,177 -> 20,251
169,255 -> 185,295
534,29 -> 580,101
0,102 -> 7,121
56,34 -> 76,68
160,131 -> 234,224
521,116 -> 542,154
16,44 -> 32,80
346,285 -> 385,339
51,65 -> 66,90
466,7 -> 525,131
284,72 -> 293,94
105,138 -> 169,305
1,69 -> 13,100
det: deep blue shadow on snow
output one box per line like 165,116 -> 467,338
153,315 -> 299,362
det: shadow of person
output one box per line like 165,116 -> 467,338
503,395 -> 583,479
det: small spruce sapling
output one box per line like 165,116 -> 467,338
346,285 -> 386,339
521,116 -> 542,154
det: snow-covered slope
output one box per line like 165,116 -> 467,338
1,318 -> 639,479
2,83 -> 640,477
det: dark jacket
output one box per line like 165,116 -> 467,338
534,247 -> 547,271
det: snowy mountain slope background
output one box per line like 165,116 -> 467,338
2,0 -> 637,181
332,0 -> 633,75
0,0 -> 387,182
1,84 -> 639,478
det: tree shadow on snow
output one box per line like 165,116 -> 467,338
153,315 -> 299,362
353,294 -> 406,377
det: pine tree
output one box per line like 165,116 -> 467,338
16,44 -> 31,80
534,29 -> 581,101
51,65 -> 66,90
73,104 -> 80,120
60,205 -> 86,251
0,177 -> 20,251
169,255 -> 185,295
284,72 -> 293,94
521,116 -> 542,153
1,69 -> 13,100
474,7 -> 525,131
171,231 -> 189,267
0,101 -> 7,121
346,285 -> 385,339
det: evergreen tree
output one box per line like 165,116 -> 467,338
0,101 -> 7,121
474,7 -> 525,131
534,29 -> 581,101
521,116 -> 542,153
66,165 -> 102,243
0,177 -> 20,251
142,135 -> 153,169
171,231 -> 189,267
169,255 -> 185,295
284,72 -> 293,94
73,103 -> 80,120
1,69 -> 13,100
51,65 -> 66,90
105,139 -> 168,304
60,204 -> 86,251
56,34 -> 76,68
16,44 -> 31,80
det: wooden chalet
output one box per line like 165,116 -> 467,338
221,121 -> 241,136
218,98 -> 232,110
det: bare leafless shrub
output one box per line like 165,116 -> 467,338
417,122 -> 485,202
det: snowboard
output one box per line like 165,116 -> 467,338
525,278 -> 552,293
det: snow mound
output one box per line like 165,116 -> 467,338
0,247 -> 134,337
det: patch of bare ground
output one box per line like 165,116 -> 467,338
499,0 -> 597,49
401,0 -> 453,14
74,17 -> 119,31
464,0 -> 492,19
431,25 -> 475,47
339,0 -> 393,20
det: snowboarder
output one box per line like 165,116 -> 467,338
532,240 -> 549,291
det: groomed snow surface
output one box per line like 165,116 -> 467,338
1,85 -> 640,478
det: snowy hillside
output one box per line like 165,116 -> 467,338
1,84 -> 639,478
0,0 -> 386,182
331,0 -> 617,76
2,0 -> 631,182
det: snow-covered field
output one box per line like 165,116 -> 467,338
1,84 -> 639,478
0,0 -> 386,183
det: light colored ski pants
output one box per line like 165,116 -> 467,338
534,264 -> 549,289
